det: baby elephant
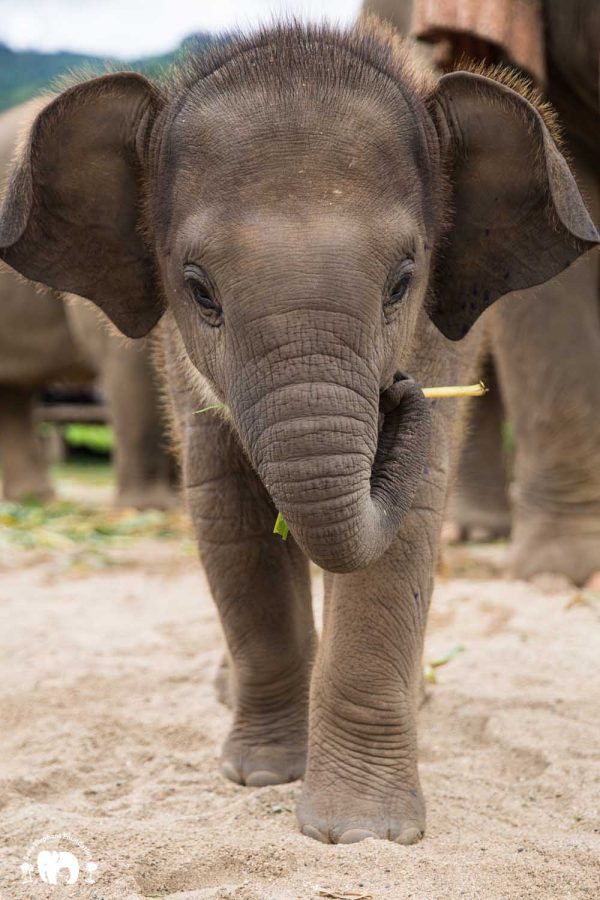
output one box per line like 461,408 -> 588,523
0,23 -> 597,844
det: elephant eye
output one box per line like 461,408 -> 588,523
184,265 -> 222,327
386,260 -> 415,308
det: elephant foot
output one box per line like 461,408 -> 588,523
510,513 -> 600,586
221,717 -> 307,787
298,687 -> 425,844
115,483 -> 178,511
222,736 -> 306,787
446,497 -> 511,544
297,770 -> 425,845
2,479 -> 54,504
220,664 -> 310,786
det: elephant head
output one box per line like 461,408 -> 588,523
0,24 -> 597,572
37,849 -> 80,885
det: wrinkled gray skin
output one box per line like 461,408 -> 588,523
0,24 -> 597,844
364,0 -> 600,584
0,101 -> 176,508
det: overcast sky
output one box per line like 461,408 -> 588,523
0,0 -> 362,58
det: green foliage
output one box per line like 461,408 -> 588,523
0,33 -> 215,112
64,423 -> 114,454
0,43 -> 105,110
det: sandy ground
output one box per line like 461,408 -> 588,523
1,486 -> 600,899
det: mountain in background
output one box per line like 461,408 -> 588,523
0,33 -> 215,111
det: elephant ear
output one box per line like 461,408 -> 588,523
428,71 -> 599,340
0,72 -> 164,338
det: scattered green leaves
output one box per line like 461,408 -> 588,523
0,499 -> 190,551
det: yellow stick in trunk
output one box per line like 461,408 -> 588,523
422,381 -> 487,399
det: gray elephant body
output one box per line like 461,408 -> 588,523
363,0 -> 600,583
0,101 -> 175,507
0,23 -> 596,844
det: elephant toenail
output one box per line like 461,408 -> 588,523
245,769 -> 282,787
221,761 -> 243,784
395,826 -> 424,845
301,824 -> 329,843
338,829 -> 379,844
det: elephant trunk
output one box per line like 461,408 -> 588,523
231,371 -> 432,573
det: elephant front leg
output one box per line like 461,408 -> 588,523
186,414 -> 316,787
298,499 -> 442,844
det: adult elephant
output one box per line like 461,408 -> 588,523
362,0 -> 600,585
0,100 -> 176,508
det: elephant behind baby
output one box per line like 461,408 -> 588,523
362,0 -> 600,585
0,100 -> 177,508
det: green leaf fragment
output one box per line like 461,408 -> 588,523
273,512 -> 289,540
423,663 -> 437,684
424,644 -> 465,684
428,643 -> 465,668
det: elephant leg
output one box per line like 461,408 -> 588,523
185,411 -> 316,786
490,142 -> 600,585
297,479 -> 443,844
102,336 -> 176,510
0,385 -> 53,502
448,355 -> 511,541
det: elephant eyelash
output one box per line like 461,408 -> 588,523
184,265 -> 223,326
385,259 -> 415,311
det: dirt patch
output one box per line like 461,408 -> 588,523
1,494 -> 599,898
